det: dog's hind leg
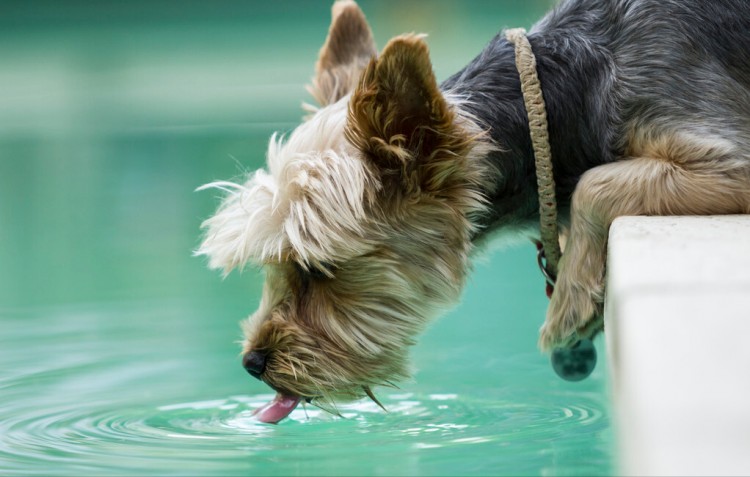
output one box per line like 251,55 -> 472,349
539,131 -> 750,351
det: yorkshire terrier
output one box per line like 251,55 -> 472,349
198,0 -> 750,422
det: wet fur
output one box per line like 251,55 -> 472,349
198,0 -> 750,403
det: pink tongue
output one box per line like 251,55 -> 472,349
253,394 -> 301,424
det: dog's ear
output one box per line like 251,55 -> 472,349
309,0 -> 377,106
346,34 -> 472,195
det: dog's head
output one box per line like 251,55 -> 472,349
197,0 -> 493,421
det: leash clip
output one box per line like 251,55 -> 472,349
533,239 -> 557,298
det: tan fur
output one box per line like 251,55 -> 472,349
346,35 -> 490,205
196,99 -> 375,272
540,128 -> 750,349
240,34 -> 495,401
199,5 -> 495,405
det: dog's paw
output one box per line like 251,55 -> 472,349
539,321 -> 579,351
539,283 -> 603,351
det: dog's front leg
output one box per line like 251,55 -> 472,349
538,145 -> 750,350
538,164 -> 610,351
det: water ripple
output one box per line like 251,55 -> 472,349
7,393 -> 603,441
0,388 -> 610,475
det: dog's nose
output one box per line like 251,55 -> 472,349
242,350 -> 267,379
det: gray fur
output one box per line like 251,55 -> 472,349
441,0 -> 750,238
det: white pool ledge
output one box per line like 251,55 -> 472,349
605,216 -> 750,476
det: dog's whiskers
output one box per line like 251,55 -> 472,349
309,397 -> 344,419
363,386 -> 388,412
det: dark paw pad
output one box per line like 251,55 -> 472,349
550,339 -> 597,382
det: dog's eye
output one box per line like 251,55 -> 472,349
296,262 -> 335,280
308,267 -> 329,280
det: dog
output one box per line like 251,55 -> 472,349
197,0 -> 750,422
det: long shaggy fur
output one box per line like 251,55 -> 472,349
198,3 -> 494,402
197,99 -> 375,272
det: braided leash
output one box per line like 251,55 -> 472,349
505,31 -> 599,381
505,28 -> 561,292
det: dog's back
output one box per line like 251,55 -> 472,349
539,0 -> 750,157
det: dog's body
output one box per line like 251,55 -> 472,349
443,0 -> 750,347
199,0 -> 750,421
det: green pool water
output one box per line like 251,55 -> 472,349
0,1 -> 613,475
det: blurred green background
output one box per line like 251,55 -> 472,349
0,1 -> 613,475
